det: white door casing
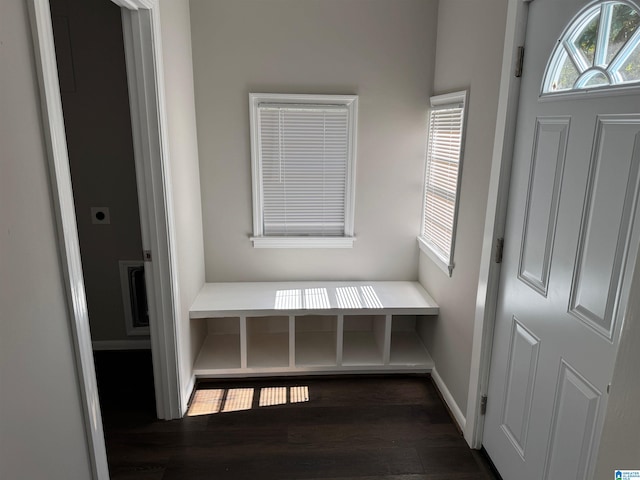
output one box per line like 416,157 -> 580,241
28,0 -> 183,477
27,1 -> 109,477
118,1 -> 184,421
465,0 -> 531,447
483,1 -> 640,479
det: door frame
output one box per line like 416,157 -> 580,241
467,0 -> 640,463
464,0 -> 534,448
116,0 -> 183,421
28,0 -> 182,477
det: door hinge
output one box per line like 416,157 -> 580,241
515,46 -> 525,78
495,238 -> 504,264
480,395 -> 488,415
143,250 -> 152,261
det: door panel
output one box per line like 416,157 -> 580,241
544,361 -> 601,480
569,117 -> 640,339
518,117 -> 570,295
500,318 -> 540,458
483,1 -> 640,479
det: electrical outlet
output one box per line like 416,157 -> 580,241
91,207 -> 110,224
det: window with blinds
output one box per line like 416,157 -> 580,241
419,91 -> 468,276
249,93 -> 358,248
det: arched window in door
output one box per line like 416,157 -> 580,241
543,1 -> 640,93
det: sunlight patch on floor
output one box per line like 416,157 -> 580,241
187,389 -> 224,416
290,385 -> 309,403
187,386 -> 310,416
222,388 -> 254,412
259,387 -> 287,407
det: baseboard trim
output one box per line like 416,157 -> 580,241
182,374 -> 197,416
92,339 -> 151,351
431,367 -> 467,432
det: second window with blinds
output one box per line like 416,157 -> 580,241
249,93 -> 358,248
418,90 -> 468,276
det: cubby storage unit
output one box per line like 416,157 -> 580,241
193,317 -> 242,372
390,315 -> 431,366
247,316 -> 289,369
190,281 -> 438,377
295,315 -> 337,367
342,315 -> 386,366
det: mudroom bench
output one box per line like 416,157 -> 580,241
189,281 -> 439,377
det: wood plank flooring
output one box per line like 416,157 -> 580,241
94,351 -> 498,480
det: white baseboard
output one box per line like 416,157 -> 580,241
182,375 -> 197,416
92,339 -> 151,351
431,367 -> 466,431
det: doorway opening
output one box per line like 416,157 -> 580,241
50,0 -> 157,430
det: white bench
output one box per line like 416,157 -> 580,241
189,281 -> 439,377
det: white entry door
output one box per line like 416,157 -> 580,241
483,1 -> 640,479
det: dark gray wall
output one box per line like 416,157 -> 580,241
51,0 -> 146,343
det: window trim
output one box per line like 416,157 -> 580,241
417,90 -> 469,277
249,93 -> 358,248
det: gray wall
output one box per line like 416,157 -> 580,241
0,1 -> 92,477
190,0 -> 438,282
595,250 -> 640,476
418,0 -> 509,415
158,0 -> 207,409
51,0 -> 145,343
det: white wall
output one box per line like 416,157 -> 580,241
158,0 -> 207,408
418,0 -> 508,415
595,251 -> 640,477
0,1 -> 92,478
190,0 -> 438,282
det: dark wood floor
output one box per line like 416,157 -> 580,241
94,351 -> 498,480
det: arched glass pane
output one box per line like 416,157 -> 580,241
618,40 -> 640,82
543,1 -> 640,94
607,4 -> 640,62
584,71 -> 610,86
551,50 -> 581,91
574,11 -> 600,66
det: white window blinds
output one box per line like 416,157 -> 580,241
258,104 -> 349,237
420,91 -> 467,274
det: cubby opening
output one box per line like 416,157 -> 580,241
342,315 -> 386,366
247,316 -> 289,368
389,316 -> 432,366
194,317 -> 242,371
294,315 -> 338,367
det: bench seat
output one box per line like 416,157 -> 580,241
189,281 -> 439,377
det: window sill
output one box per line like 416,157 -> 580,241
417,237 -> 453,277
251,236 -> 355,249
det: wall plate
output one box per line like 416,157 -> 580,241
91,207 -> 110,224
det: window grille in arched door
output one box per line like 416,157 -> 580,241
543,1 -> 640,94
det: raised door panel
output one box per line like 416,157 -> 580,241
544,361 -> 601,480
500,318 -> 540,458
519,118 -> 570,296
570,117 -> 640,339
